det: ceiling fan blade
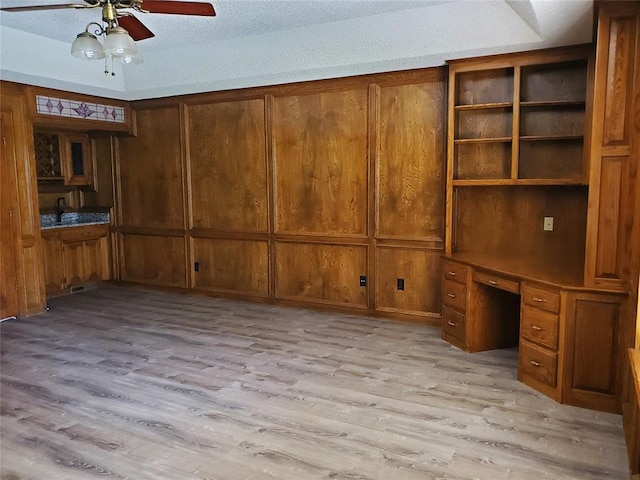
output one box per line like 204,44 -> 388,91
0,4 -> 80,12
141,1 -> 215,16
118,15 -> 155,41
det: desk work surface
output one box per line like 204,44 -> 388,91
443,251 -> 627,294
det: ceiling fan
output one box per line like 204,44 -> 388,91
0,1 -> 216,41
1,1 -> 215,74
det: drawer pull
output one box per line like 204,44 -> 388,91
447,293 -> 456,298
447,321 -> 458,327
488,280 -> 499,285
447,271 -> 458,277
530,360 -> 544,367
530,324 -> 545,332
532,296 -> 547,303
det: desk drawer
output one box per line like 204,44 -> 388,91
442,260 -> 467,284
521,305 -> 559,350
520,340 -> 557,387
443,279 -> 466,312
522,284 -> 560,314
473,270 -> 520,294
442,306 -> 465,342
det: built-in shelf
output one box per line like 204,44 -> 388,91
520,100 -> 586,108
454,137 -> 512,144
454,102 -> 513,111
520,135 -> 584,142
452,178 -> 589,187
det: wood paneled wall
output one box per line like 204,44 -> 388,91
1,84 -> 46,317
115,69 -> 447,323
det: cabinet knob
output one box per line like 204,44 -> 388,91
447,293 -> 456,298
530,360 -> 544,367
447,271 -> 458,277
532,296 -> 547,303
530,324 -> 545,332
447,321 -> 457,327
488,280 -> 499,285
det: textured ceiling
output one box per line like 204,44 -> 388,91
0,0 -> 594,101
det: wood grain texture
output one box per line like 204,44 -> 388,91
585,3 -> 639,289
120,234 -> 187,288
454,186 -> 588,262
375,247 -> 441,317
456,109 -> 512,139
564,292 -> 623,412
456,68 -> 514,105
603,16 -> 633,145
41,232 -> 65,294
0,285 -> 630,480
0,111 -> 20,319
377,82 -> 446,240
275,242 -> 367,307
118,107 -> 184,229
0,86 -> 46,316
518,139 -> 584,180
274,90 -> 368,236
596,156 -> 624,277
454,142 -> 511,180
192,237 -> 268,296
520,61 -> 588,102
187,99 -> 268,232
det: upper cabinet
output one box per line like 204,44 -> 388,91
34,131 -> 94,187
448,46 -> 592,186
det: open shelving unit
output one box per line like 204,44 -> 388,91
448,54 -> 590,187
445,45 -> 594,256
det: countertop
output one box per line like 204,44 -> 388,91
40,212 -> 110,230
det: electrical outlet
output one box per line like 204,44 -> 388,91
397,278 -> 405,291
194,262 -> 200,272
360,275 -> 367,287
543,217 -> 554,231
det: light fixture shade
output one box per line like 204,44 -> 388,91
103,27 -> 136,57
117,51 -> 144,65
71,32 -> 105,60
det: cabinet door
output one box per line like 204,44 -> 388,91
42,235 -> 65,294
564,292 -> 623,413
63,241 -> 87,286
83,237 -> 106,282
62,134 -> 94,186
34,132 -> 64,181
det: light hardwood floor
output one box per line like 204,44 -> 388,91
0,286 -> 630,480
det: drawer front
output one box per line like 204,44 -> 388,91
473,270 -> 520,294
443,279 -> 466,312
522,284 -> 561,314
442,306 -> 465,342
59,225 -> 109,242
519,340 -> 558,387
442,260 -> 467,284
521,305 -> 559,350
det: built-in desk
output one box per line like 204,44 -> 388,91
441,253 -> 627,413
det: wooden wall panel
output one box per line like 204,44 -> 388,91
455,186 -> 588,262
375,247 -> 441,317
118,107 -> 184,229
1,86 -> 46,316
275,242 -> 367,307
377,82 -> 446,240
120,234 -> 187,288
192,237 -> 268,296
187,100 -> 268,232
585,4 -> 640,287
274,90 -> 368,236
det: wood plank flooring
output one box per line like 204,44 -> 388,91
0,285 -> 630,480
